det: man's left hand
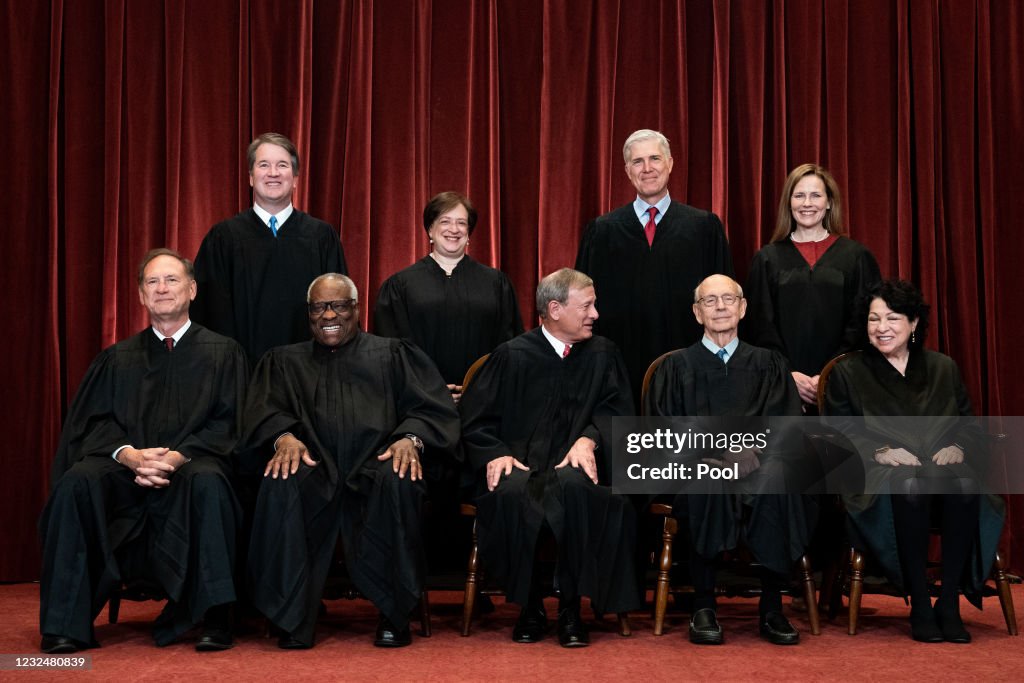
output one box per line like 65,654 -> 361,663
555,437 -> 599,484
378,438 -> 422,481
134,449 -> 190,488
703,446 -> 761,479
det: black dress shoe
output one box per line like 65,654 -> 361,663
277,633 -> 313,649
688,608 -> 723,645
936,610 -> 971,644
196,604 -> 234,651
374,615 -> 412,647
909,606 -> 943,643
759,611 -> 800,645
40,635 -> 79,654
557,605 -> 590,648
512,602 -> 547,643
195,628 -> 234,651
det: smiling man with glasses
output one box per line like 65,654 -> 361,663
240,273 -> 459,650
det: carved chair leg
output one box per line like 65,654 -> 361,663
798,554 -> 821,635
461,518 -> 480,637
653,517 -> 676,636
848,547 -> 864,635
617,612 -> 631,637
108,590 -> 122,624
993,549 -> 1019,636
419,591 -> 432,637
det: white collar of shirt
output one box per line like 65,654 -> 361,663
540,324 -> 572,358
253,202 -> 294,228
633,193 -> 672,225
701,335 -> 739,363
152,319 -> 191,346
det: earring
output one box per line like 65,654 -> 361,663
911,331 -> 916,344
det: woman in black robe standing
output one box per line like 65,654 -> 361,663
745,164 -> 881,411
374,191 -> 523,404
824,280 -> 1004,643
374,191 -> 524,576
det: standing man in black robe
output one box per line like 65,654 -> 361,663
644,274 -> 809,646
576,128 -> 734,406
241,274 -> 460,649
459,268 -> 642,648
192,132 -> 348,364
39,248 -> 249,653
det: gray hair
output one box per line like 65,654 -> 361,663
307,273 -> 358,302
623,129 -> 672,163
536,268 -> 594,318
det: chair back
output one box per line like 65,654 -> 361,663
462,354 -> 490,391
640,350 -> 677,416
816,351 -> 859,414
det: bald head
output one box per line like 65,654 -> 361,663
692,274 -> 747,343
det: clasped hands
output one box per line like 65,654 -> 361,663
264,433 -> 423,481
119,447 -> 189,488
874,445 -> 964,467
486,437 -> 598,491
703,447 -> 761,479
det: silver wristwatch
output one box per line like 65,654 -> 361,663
404,434 -> 425,452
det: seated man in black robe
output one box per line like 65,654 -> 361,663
644,274 -> 809,646
39,248 -> 249,654
241,274 -> 460,649
460,268 -> 642,648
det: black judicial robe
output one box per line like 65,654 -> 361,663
39,324 -> 248,646
373,255 -> 524,385
239,333 -> 460,642
823,348 -> 1004,605
575,201 -> 734,404
644,341 -> 811,574
192,209 -> 348,363
744,236 -> 881,376
459,328 -> 642,613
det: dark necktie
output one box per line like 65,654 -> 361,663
645,206 -> 658,246
717,348 -> 727,363
562,343 -> 571,358
164,337 -> 174,352
269,215 -> 278,237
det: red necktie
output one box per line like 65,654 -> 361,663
562,344 -> 571,358
164,337 -> 174,352
645,206 -> 658,246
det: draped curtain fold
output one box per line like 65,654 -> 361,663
3,0 -> 1021,580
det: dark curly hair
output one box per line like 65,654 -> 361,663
856,279 -> 930,350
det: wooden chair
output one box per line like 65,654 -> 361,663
816,352 -> 1019,636
641,350 -> 821,636
458,353 -> 631,637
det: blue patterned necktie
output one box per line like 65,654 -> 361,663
717,348 -> 728,363
269,215 -> 278,237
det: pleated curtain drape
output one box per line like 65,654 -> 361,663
3,0 -> 1022,580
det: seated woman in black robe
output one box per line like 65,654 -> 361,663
744,164 -> 880,411
824,279 -> 1004,643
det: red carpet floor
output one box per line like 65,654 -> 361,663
1,583 -> 1021,681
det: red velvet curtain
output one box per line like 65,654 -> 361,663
4,0 -> 1022,580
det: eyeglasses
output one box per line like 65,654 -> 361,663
697,294 -> 742,308
308,299 -> 356,316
